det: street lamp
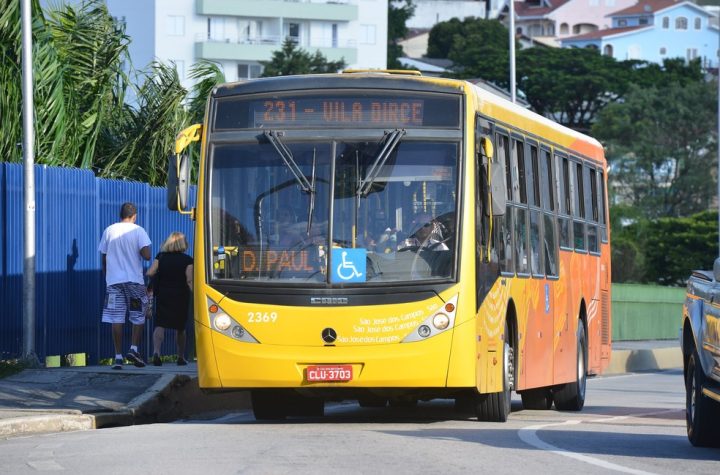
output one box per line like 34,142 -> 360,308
509,0 -> 516,103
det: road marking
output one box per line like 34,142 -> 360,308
26,460 -> 64,471
518,420 -> 658,475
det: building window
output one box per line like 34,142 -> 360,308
288,22 -> 300,43
662,17 -> 669,29
660,47 -> 666,55
208,17 -> 225,41
676,17 -> 688,30
238,63 -> 263,79
687,48 -> 698,61
694,17 -> 701,30
639,17 -> 648,25
360,24 -> 376,44
560,23 -> 569,35
166,15 -> 184,36
332,23 -> 338,48
605,0 -> 615,6
618,19 -> 627,27
604,44 -> 613,56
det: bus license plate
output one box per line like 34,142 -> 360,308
306,365 -> 353,382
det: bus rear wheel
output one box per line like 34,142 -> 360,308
476,322 -> 513,422
521,388 -> 553,410
554,323 -> 586,411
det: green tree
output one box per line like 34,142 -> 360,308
426,17 -> 463,59
1,0 -> 226,185
593,81 -> 717,219
609,205 -> 647,283
387,0 -> 415,69
630,57 -> 704,89
428,17 -> 511,86
261,38 -> 345,77
1,0 -> 130,168
516,47 -> 633,132
642,211 -> 718,285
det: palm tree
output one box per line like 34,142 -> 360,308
0,0 -> 227,185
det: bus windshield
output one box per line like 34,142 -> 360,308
209,137 -> 458,285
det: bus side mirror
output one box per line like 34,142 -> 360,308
713,257 -> 720,282
480,137 -> 506,217
167,154 -> 190,211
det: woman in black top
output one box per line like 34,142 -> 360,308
146,232 -> 193,365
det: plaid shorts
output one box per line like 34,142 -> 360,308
101,283 -> 148,325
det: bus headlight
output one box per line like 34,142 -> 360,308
206,297 -> 260,343
417,325 -> 432,338
231,326 -> 245,339
402,294 -> 459,343
433,313 -> 450,330
214,314 -> 232,331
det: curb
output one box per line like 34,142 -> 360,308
605,347 -> 682,375
0,414 -> 94,438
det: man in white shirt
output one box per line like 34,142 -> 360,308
98,202 -> 152,369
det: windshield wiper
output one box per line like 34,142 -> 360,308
306,149 -> 316,235
264,130 -> 313,193
357,129 -> 406,197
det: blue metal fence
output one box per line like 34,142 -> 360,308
0,162 -> 196,365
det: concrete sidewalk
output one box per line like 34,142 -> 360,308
0,361 -> 250,438
0,341 -> 683,438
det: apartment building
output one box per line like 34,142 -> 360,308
99,0 -> 387,88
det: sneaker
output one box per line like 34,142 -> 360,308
177,358 -> 188,366
152,354 -> 162,366
111,358 -> 123,370
126,349 -> 146,368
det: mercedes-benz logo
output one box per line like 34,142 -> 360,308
321,327 -> 337,344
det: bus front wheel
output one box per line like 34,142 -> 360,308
476,322 -> 513,422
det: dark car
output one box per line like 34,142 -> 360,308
681,258 -> 720,447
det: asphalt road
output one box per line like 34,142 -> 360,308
0,369 -> 718,475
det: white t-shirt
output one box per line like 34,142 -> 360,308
98,222 -> 152,286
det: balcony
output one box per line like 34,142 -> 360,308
195,36 -> 357,64
196,0 -> 358,22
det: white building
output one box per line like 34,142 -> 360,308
45,0 -> 388,88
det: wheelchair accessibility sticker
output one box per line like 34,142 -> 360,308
331,248 -> 366,283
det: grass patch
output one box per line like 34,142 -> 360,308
0,360 -> 26,379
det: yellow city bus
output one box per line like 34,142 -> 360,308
168,71 -> 611,421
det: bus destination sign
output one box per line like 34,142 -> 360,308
258,98 -> 424,127
214,93 -> 460,130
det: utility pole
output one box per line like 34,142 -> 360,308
509,0 -> 516,103
21,0 -> 38,367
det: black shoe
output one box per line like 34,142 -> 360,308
126,350 -> 146,368
112,358 -> 123,370
177,358 -> 187,366
152,354 -> 162,366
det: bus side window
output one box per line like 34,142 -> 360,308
541,148 -> 558,277
598,170 -> 608,242
513,137 -> 529,275
558,155 -> 572,249
573,160 -> 586,252
528,144 -> 542,277
587,167 -> 599,254
494,132 -> 513,273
